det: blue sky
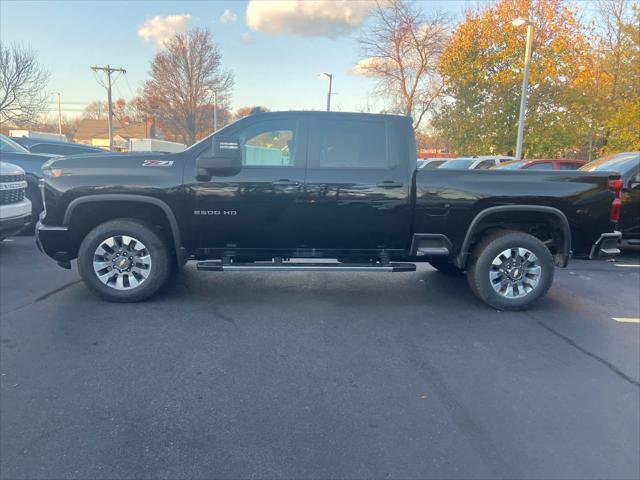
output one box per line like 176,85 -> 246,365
0,1 -> 479,119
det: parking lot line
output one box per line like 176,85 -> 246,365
612,317 -> 640,323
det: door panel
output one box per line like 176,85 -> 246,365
185,117 -> 307,251
302,118 -> 411,252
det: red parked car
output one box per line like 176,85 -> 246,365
492,159 -> 586,170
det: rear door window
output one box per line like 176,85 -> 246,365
475,160 -> 495,169
558,162 -> 582,170
307,119 -> 389,169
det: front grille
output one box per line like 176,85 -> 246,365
0,173 -> 25,183
0,188 -> 25,205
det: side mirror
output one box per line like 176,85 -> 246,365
630,174 -> 640,190
196,136 -> 242,172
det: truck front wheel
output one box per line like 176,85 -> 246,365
466,231 -> 554,311
77,219 -> 172,302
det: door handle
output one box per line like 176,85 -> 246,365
376,181 -> 404,188
271,179 -> 300,187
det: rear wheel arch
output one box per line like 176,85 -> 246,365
63,195 -> 185,264
456,205 -> 571,269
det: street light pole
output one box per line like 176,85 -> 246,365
55,92 -> 62,136
319,73 -> 333,111
206,89 -> 218,132
213,91 -> 218,132
513,19 -> 534,160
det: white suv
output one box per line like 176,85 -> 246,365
0,162 -> 31,240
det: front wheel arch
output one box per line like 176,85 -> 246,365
63,195 -> 185,265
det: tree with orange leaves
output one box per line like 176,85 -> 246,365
433,0 -> 594,158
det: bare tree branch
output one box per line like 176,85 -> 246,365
141,28 -> 234,145
0,43 -> 49,125
357,0 -> 449,130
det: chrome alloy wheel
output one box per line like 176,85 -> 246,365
489,247 -> 541,299
93,235 -> 152,290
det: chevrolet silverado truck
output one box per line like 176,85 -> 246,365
36,112 -> 622,310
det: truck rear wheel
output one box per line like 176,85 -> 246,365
77,219 -> 171,302
466,231 -> 554,311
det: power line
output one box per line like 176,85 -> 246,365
122,72 -> 137,98
46,101 -> 97,105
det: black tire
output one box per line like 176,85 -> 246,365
19,184 -> 43,235
466,230 -> 554,311
429,259 -> 464,276
77,219 -> 172,302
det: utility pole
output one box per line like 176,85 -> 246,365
55,92 -> 62,137
91,64 -> 126,151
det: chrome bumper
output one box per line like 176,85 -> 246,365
589,231 -> 622,259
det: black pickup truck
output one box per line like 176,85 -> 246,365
36,111 -> 622,310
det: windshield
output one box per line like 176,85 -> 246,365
422,160 -> 446,169
439,159 -> 474,169
494,161 -> 526,170
580,152 -> 640,173
0,134 -> 29,154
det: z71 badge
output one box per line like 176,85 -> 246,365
142,160 -> 174,167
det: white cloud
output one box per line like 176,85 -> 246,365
352,57 -> 388,76
240,32 -> 255,45
246,0 -> 372,38
137,14 -> 192,47
220,9 -> 238,24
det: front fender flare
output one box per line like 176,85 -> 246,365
63,194 -> 186,265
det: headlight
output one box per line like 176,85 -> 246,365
41,158 -> 63,178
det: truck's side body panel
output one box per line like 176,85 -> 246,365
37,111 -> 617,268
413,169 -> 615,257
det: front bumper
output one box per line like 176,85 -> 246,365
589,231 -> 622,259
0,198 -> 32,237
0,213 -> 32,237
36,220 -> 73,268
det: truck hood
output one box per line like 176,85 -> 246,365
43,152 -> 182,183
0,161 -> 26,175
43,152 -> 175,169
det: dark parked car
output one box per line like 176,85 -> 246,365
0,134 -> 54,233
493,159 -> 586,170
37,111 -> 621,310
580,152 -> 640,245
12,137 -> 104,156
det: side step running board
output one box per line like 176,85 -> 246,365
196,261 -> 416,273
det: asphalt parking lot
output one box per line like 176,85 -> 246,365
1,236 -> 639,480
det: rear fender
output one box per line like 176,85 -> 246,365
455,205 -> 571,269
